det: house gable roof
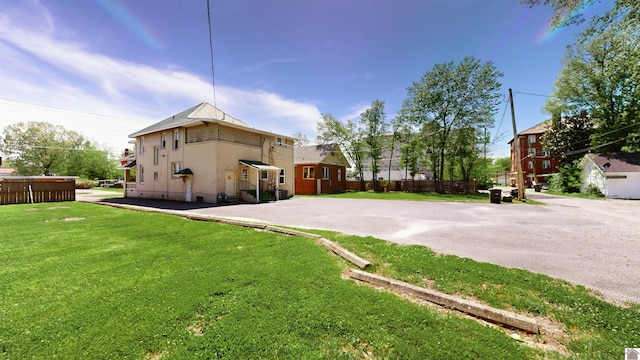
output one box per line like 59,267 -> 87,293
129,102 -> 250,138
294,144 -> 350,167
586,152 -> 640,173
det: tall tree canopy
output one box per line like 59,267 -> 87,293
0,121 -> 118,178
401,56 -> 503,192
316,113 -> 365,188
360,99 -> 388,190
520,0 -> 639,35
544,23 -> 640,153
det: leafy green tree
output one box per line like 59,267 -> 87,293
541,111 -> 594,163
0,121 -> 84,175
520,0 -> 638,36
63,141 -> 119,179
549,160 -> 583,193
291,132 -> 310,147
360,100 -> 388,191
401,56 -> 503,192
545,25 -> 640,153
317,113 -> 365,190
492,157 -> 511,172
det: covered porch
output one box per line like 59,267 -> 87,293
239,160 -> 281,203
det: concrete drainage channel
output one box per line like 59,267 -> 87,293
94,200 -> 539,334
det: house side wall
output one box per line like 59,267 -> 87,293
606,172 -> 640,199
581,158 -> 606,195
295,163 -> 346,195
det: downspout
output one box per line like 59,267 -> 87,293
256,168 -> 260,203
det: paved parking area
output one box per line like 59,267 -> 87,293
84,190 -> 640,305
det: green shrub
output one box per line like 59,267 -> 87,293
75,179 -> 97,189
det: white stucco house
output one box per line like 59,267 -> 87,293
581,153 -> 640,199
123,102 -> 295,204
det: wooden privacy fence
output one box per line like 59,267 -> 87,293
0,177 -> 76,205
346,180 -> 477,193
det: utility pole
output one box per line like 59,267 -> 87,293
509,89 -> 525,201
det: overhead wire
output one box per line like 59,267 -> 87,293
206,0 -> 217,108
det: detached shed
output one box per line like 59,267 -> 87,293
294,144 -> 350,195
582,153 -> 640,199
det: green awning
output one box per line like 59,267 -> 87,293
175,168 -> 193,175
239,160 -> 280,171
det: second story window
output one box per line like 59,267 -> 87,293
528,148 -> 536,157
161,133 -> 167,149
173,130 -> 180,150
140,137 -> 145,154
153,147 -> 159,165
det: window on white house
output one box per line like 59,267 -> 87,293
279,169 -> 285,184
140,137 -> 145,154
242,169 -> 248,180
171,161 -> 182,174
542,160 -> 552,169
154,172 -> 158,181
337,169 -> 342,181
161,133 -> 167,149
139,165 -> 144,183
261,170 -> 268,180
322,167 -> 329,179
528,134 -> 536,144
153,147 -> 159,165
303,166 -> 314,179
173,130 -> 180,150
528,161 -> 534,169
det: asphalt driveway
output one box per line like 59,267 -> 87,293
84,190 -> 640,305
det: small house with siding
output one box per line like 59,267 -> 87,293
294,144 -> 350,195
582,152 -> 640,199
125,102 -> 294,204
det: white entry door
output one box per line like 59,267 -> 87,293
316,178 -> 322,195
185,177 -> 192,202
225,170 -> 235,195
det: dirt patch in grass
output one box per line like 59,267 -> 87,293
46,206 -> 71,210
144,351 -> 165,360
44,217 -> 86,222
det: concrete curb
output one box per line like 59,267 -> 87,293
318,238 -> 372,269
348,269 -> 539,334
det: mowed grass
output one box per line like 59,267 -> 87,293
301,190 -> 546,205
0,202 -> 637,358
299,190 -> 491,202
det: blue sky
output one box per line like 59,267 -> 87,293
0,0 -> 604,158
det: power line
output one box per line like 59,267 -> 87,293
207,0 -> 217,108
0,97 -> 138,122
513,91 -> 556,98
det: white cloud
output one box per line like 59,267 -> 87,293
0,1 -> 323,153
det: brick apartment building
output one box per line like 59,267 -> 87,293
508,121 -> 559,187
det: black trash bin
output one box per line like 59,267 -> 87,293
489,189 -> 501,204
534,185 -> 542,192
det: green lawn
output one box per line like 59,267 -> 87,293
1,202 -> 637,358
299,190 -> 547,205
298,190 -> 491,202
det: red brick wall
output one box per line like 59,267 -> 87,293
295,163 -> 347,195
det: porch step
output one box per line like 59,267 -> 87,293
227,196 -> 240,204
